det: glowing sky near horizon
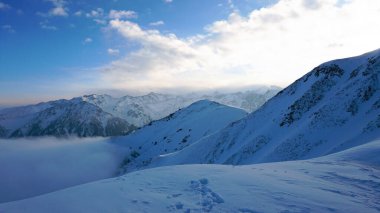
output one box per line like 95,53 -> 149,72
0,0 -> 380,105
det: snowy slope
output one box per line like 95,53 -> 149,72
82,88 -> 279,127
2,140 -> 379,213
110,100 -> 247,173
0,99 -> 136,137
149,49 -> 380,167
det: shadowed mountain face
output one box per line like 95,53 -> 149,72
142,49 -> 380,168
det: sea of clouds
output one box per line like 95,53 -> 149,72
0,137 -> 128,203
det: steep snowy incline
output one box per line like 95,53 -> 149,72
110,100 -> 248,173
150,49 -> 380,167
2,140 -> 379,212
0,99 -> 136,137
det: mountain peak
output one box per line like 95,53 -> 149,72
187,99 -> 221,108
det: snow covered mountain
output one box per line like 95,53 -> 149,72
110,100 -> 248,173
2,139 -> 379,212
0,99 -> 136,137
0,88 -> 278,138
81,93 -> 192,127
143,49 -> 380,168
81,88 -> 279,127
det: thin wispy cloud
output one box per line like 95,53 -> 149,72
109,10 -> 137,19
84,8 -> 137,25
37,0 -> 69,17
85,8 -> 104,18
150,20 -> 165,26
2,25 -> 15,33
108,48 -> 120,56
74,10 -> 82,16
0,1 -> 10,10
40,20 -> 58,30
83,37 -> 93,44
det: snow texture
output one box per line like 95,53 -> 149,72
1,140 -> 379,212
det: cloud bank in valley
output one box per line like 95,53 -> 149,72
0,137 -> 128,203
100,0 -> 380,92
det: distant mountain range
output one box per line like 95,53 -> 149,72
0,87 -> 279,138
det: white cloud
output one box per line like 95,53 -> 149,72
0,2 -> 10,10
108,48 -> 120,56
94,18 -> 106,25
109,10 -> 137,19
16,9 -> 23,15
85,8 -> 108,24
84,37 -> 93,44
50,6 -> 67,16
48,0 -> 68,17
100,0 -> 380,92
164,0 -> 173,3
86,8 -> 104,18
74,10 -> 82,16
40,20 -> 58,30
2,25 -> 15,33
37,0 -> 68,17
227,0 -> 236,11
149,20 -> 165,26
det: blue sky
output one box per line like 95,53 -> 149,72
0,0 -> 379,105
0,0 -> 277,105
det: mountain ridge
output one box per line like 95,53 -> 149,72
110,99 -> 248,173
141,48 -> 380,169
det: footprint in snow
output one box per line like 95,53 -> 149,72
190,178 -> 224,212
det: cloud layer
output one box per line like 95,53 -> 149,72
0,137 -> 128,203
100,0 -> 380,92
